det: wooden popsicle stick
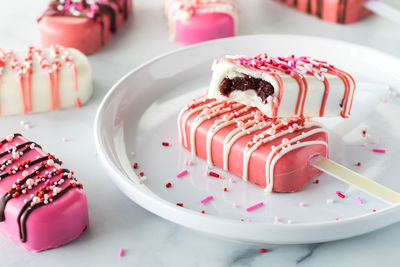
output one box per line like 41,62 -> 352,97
308,155 -> 400,204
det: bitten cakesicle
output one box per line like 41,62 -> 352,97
38,0 -> 133,55
165,0 -> 238,45
178,96 -> 328,192
0,45 -> 92,116
208,54 -> 355,118
0,133 -> 88,252
275,0 -> 372,24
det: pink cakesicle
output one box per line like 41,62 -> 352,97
38,0 -> 133,55
0,133 -> 88,252
275,0 -> 372,24
178,96 -> 328,192
165,0 -> 238,45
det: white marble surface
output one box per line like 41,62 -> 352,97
1,0 -> 400,266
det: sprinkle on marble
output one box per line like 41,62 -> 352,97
162,142 -> 170,147
383,97 -> 388,103
24,123 -> 31,129
176,170 -> 188,178
139,172 -> 144,177
373,140 -> 380,145
176,203 -> 183,207
372,209 -> 376,212
184,160 -> 193,166
260,248 -> 267,253
232,203 -> 239,208
362,129 -> 367,137
336,191 -> 345,198
357,197 -> 363,204
62,137 -> 68,142
246,202 -> 263,212
287,220 -> 293,224
356,162 -> 361,167
119,248 -> 124,257
299,202 -> 305,207
372,148 -> 386,154
314,179 -> 319,184
200,195 -> 214,204
166,182 -> 172,188
326,198 -> 334,204
223,187 -> 228,192
133,162 -> 138,169
207,171 -> 220,178
201,210 -> 205,214
274,216 -> 280,222
229,178 -> 234,183
130,152 -> 135,156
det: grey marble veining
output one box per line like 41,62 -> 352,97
0,0 -> 400,266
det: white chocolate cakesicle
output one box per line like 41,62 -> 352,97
208,54 -> 355,118
0,45 -> 92,116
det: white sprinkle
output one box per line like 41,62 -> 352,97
287,220 -> 293,224
326,198 -> 334,204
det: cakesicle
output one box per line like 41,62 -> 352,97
165,0 -> 238,45
0,45 -> 92,116
275,0 -> 372,24
208,54 -> 355,118
0,133 -> 88,252
38,0 -> 133,55
178,96 -> 328,192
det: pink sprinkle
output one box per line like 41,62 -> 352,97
200,195 -> 214,204
232,203 -> 239,208
246,202 -> 264,212
176,170 -> 188,178
299,202 -> 305,207
357,197 -> 363,205
274,216 -> 280,222
372,148 -> 386,154
119,248 -> 124,257
373,140 -> 379,145
184,160 -> 193,166
383,97 -> 388,103
62,137 -> 68,142
362,143 -> 367,148
25,124 -> 31,129
335,190 -> 342,194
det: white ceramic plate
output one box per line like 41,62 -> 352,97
94,35 -> 400,244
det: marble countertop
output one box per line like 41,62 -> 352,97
1,0 -> 400,266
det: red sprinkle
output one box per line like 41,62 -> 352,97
201,210 -> 205,214
133,162 -> 138,169
372,209 -> 376,212
314,179 -> 319,184
260,248 -> 267,253
208,171 -> 220,178
162,142 -> 170,147
223,187 -> 228,192
166,182 -> 172,188
356,162 -> 361,166
362,130 -> 367,136
139,172 -> 144,177
337,192 -> 345,198
176,203 -> 183,207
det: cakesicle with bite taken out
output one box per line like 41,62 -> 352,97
0,133 -> 88,252
208,54 -> 355,118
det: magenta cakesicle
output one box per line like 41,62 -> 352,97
178,96 -> 328,192
275,0 -> 372,24
38,0 -> 133,55
0,134 -> 88,252
164,0 -> 238,45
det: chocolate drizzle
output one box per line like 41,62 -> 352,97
220,76 -> 275,104
0,134 -> 83,243
337,0 -> 347,23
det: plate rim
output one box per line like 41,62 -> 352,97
94,34 -> 400,244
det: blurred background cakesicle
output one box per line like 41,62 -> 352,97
0,46 -> 92,116
38,0 -> 133,55
164,0 -> 238,45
